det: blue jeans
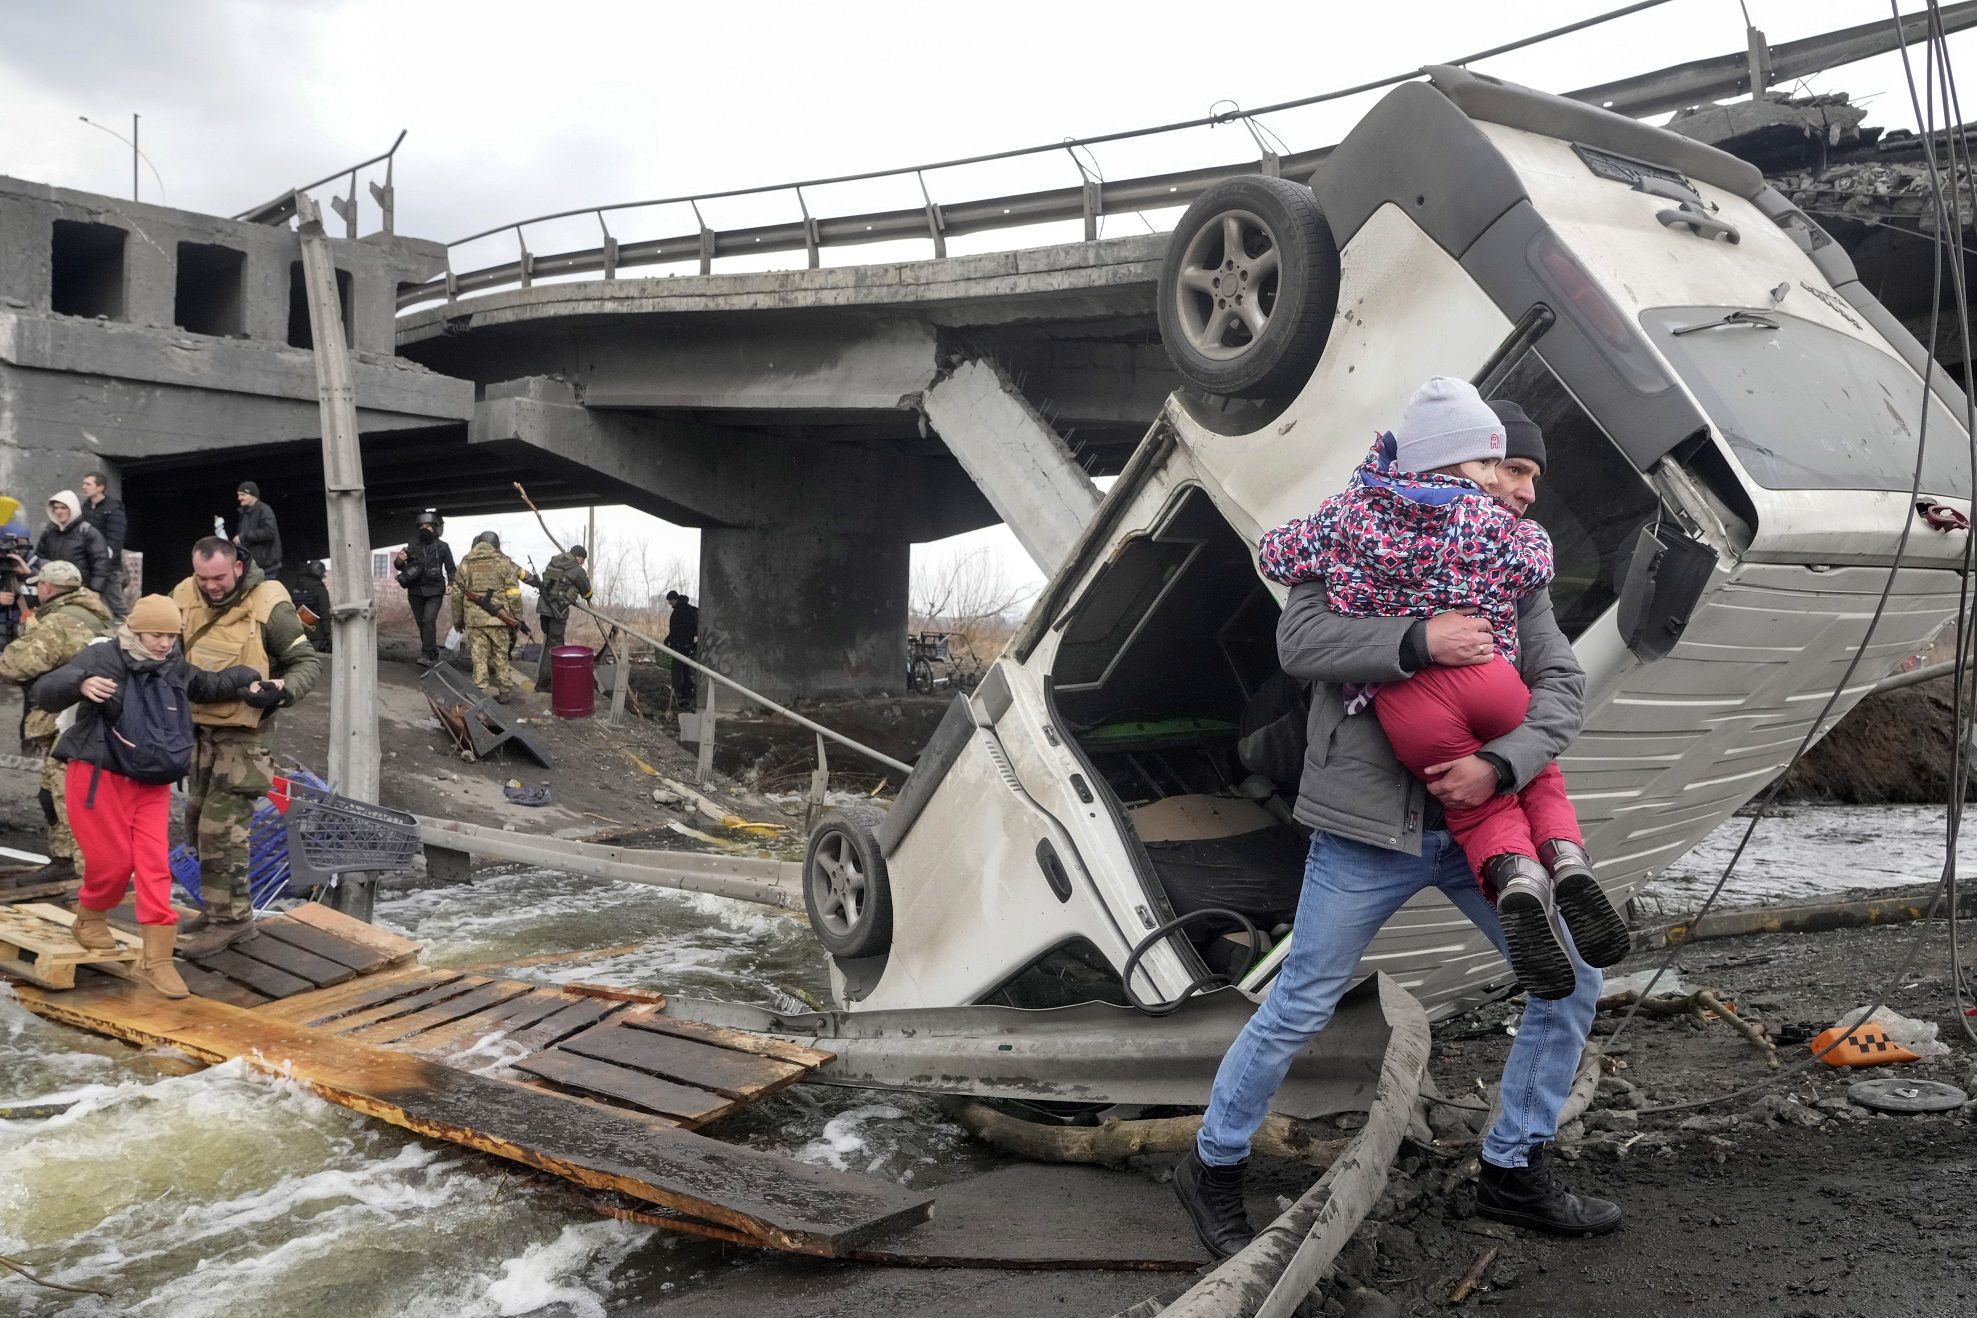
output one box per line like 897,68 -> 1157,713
1197,828 -> 1601,1169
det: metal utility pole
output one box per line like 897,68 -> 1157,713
131,114 -> 139,202
295,191 -> 381,921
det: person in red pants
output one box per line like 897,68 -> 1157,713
31,595 -> 262,997
1258,376 -> 1629,998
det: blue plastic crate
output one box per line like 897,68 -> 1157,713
171,766 -> 329,912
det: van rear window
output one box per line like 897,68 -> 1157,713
1643,306 -> 1971,496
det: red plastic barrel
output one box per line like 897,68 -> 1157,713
549,644 -> 595,719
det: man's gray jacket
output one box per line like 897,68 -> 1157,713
1279,580 -> 1585,854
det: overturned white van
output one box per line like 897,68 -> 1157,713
801,67 -> 1972,1022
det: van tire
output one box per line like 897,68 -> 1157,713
1156,175 -> 1339,398
804,803 -> 893,959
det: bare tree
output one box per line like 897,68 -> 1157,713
910,544 -> 1033,665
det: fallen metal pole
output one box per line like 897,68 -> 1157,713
1868,655 -> 1975,696
296,192 -> 380,922
565,600 -> 913,776
416,816 -> 803,910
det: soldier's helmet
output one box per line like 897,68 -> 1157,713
472,531 -> 500,550
415,510 -> 443,530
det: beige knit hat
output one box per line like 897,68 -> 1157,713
126,595 -> 182,635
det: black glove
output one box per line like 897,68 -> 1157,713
219,666 -> 263,693
243,683 -> 287,709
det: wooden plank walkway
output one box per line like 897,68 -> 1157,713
0,903 -> 137,987
14,984 -> 931,1256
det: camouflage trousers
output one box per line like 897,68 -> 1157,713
468,625 -> 514,696
185,725 -> 273,921
28,735 -> 75,861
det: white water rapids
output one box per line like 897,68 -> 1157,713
1,804 -> 1970,1314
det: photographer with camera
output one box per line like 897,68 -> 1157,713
0,559 -> 113,886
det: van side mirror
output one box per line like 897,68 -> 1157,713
1615,521 -> 1716,661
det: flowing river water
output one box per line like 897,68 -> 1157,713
3,803 -> 1972,1315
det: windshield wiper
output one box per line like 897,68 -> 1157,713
1671,310 -> 1780,336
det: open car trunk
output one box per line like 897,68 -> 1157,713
1046,487 -> 1307,971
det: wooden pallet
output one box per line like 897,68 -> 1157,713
259,970 -> 833,1130
0,904 -> 138,988
14,984 -> 930,1256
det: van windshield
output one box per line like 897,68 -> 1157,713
1642,306 -> 1971,496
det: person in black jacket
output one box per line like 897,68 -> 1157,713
664,590 -> 700,712
393,510 -> 456,665
233,482 -> 282,578
30,490 -> 111,593
33,594 -> 261,998
78,471 -> 129,619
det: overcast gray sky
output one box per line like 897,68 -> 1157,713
3,0 -> 1970,599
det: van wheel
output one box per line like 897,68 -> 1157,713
1156,175 -> 1339,398
804,803 -> 893,959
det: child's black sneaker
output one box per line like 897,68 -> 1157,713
1489,854 -> 1576,1000
1538,839 -> 1630,969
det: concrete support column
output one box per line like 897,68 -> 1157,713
699,526 -> 909,704
922,356 -> 1101,575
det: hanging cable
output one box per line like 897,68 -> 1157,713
1600,0 -> 1977,1108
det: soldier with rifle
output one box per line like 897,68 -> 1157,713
452,531 -> 528,703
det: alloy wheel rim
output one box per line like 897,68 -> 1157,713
1173,208 -> 1282,361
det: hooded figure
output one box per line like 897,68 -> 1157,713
35,490 -> 111,593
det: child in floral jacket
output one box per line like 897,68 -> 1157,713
1258,376 -> 1627,999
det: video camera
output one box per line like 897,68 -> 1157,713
0,533 -> 30,581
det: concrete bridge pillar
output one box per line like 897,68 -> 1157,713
698,527 -> 909,704
921,357 -> 1101,575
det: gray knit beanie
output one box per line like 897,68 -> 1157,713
1391,377 -> 1506,474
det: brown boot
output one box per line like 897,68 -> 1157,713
133,924 -> 190,999
72,904 -> 116,951
176,915 -> 257,958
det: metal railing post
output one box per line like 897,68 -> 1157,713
696,679 -> 716,784
609,633 -> 630,725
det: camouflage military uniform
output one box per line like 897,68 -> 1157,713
452,540 -> 523,698
0,585 -> 112,861
527,550 -> 592,687
173,562 -> 321,921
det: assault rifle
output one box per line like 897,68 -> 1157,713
474,586 -> 534,639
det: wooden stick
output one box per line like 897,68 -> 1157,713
512,482 -> 567,554
951,1101 -> 1346,1168
1449,1244 -> 1499,1304
0,1254 -> 112,1297
1696,988 -> 1779,1068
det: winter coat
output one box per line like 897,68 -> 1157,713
452,541 -> 522,630
0,588 -> 114,741
236,500 -> 283,573
1280,580 -> 1584,854
532,552 -> 591,621
396,534 -> 456,599
665,600 -> 699,654
78,495 -> 127,556
34,519 -> 111,593
33,632 -> 259,772
1260,435 -> 1553,665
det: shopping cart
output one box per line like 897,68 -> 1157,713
170,768 -> 420,911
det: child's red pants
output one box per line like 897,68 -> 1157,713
1375,658 -> 1584,884
66,761 -> 177,926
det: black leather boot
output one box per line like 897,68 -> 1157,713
1487,853 -> 1576,1000
1539,839 -> 1630,969
1476,1146 -> 1622,1236
1172,1147 -> 1256,1258
5,856 -> 77,888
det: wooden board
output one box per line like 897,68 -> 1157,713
340,980 -> 539,1047
255,968 -> 457,1023
195,947 -> 314,1000
557,1019 -> 806,1101
303,975 -> 490,1032
502,996 -> 619,1053
174,960 -> 272,1009
13,985 -> 932,1256
513,1050 -> 738,1126
254,919 -> 392,973
283,902 -> 421,964
0,904 -> 137,989
628,1015 -> 835,1070
0,878 -> 83,906
218,934 -> 357,990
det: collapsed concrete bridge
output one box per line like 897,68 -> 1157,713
4,8 -> 1976,699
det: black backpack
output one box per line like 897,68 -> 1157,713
103,663 -> 197,786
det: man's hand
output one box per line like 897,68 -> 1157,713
1423,755 -> 1500,809
0,591 -> 13,608
1425,609 -> 1494,667
79,675 -> 117,704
